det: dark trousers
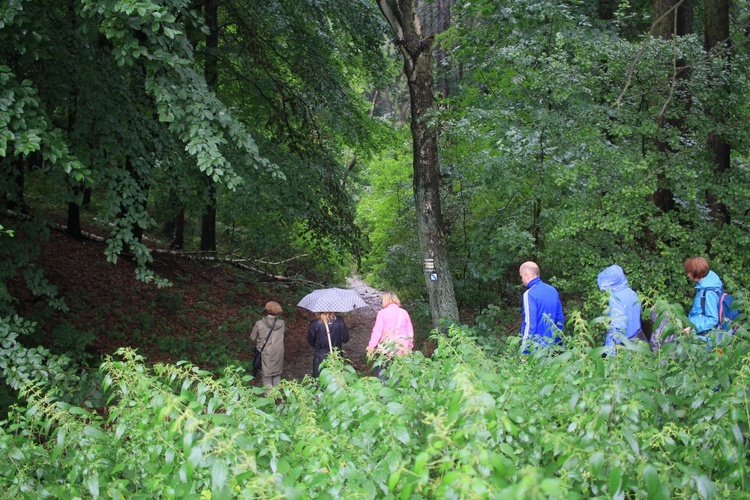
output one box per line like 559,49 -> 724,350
312,350 -> 328,378
630,330 -> 648,343
373,358 -> 393,382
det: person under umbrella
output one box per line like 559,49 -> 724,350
307,311 -> 350,378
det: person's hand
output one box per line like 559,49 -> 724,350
682,327 -> 691,334
520,357 -> 527,363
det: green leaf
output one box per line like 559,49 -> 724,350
393,425 -> 410,444
609,466 -> 622,495
414,451 -> 430,473
86,475 -> 99,498
386,402 -> 406,415
589,452 -> 605,475
621,427 -> 639,456
388,470 -> 401,491
643,464 -> 659,492
694,475 -> 715,499
211,458 -> 229,493
83,425 -> 108,442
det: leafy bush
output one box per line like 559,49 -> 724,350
50,321 -> 96,362
154,291 -> 184,315
0,310 -> 749,497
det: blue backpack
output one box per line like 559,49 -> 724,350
701,288 -> 739,331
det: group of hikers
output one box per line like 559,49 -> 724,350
520,256 -> 737,357
250,291 -> 414,388
249,256 -> 734,387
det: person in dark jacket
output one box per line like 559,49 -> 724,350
683,257 -> 723,335
307,312 -> 350,378
597,264 -> 645,356
519,261 -> 564,355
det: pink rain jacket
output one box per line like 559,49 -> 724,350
368,303 -> 414,356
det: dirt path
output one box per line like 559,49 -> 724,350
282,277 -> 382,382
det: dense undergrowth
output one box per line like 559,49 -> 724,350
0,304 -> 749,498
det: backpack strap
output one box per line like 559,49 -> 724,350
259,317 -> 278,354
718,292 -> 728,323
700,287 -> 722,317
324,319 -> 334,353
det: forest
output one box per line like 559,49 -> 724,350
1,0 -> 750,497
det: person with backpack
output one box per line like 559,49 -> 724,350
683,257 -> 726,335
597,264 -> 645,356
307,312 -> 350,378
367,292 -> 414,380
250,301 -> 287,388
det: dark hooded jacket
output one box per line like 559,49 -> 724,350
307,315 -> 349,378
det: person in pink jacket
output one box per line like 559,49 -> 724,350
367,292 -> 414,380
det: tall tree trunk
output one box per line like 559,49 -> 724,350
67,197 -> 83,240
5,155 -> 26,214
66,96 -> 83,240
649,0 -> 692,214
200,0 -> 219,253
436,0 -> 451,97
651,0 -> 692,38
200,179 -> 217,252
82,187 -> 91,207
172,207 -> 185,249
376,0 -> 460,327
704,0 -> 731,225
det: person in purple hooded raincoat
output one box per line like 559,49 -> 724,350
597,264 -> 645,356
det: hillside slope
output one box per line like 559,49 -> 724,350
8,227 -> 379,381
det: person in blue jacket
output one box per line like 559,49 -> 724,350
683,257 -> 723,334
519,261 -> 564,355
597,264 -> 645,356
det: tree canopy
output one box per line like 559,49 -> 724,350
360,0 -> 750,313
0,0 -> 390,308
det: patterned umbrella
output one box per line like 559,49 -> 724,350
297,288 -> 368,313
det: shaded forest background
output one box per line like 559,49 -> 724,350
2,0 -> 750,388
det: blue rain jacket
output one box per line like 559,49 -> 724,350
688,270 -> 723,334
520,277 -> 564,353
597,265 -> 642,353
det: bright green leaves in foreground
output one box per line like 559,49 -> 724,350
1,313 -> 749,497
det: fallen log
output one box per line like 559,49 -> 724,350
4,209 -> 315,284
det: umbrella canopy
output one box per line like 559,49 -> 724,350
297,288 -> 368,313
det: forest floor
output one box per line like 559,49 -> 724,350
8,224 -> 386,384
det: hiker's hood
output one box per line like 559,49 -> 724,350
696,270 -> 722,290
597,264 -> 628,292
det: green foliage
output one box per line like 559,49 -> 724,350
360,0 -> 750,313
50,322 -> 96,363
154,291 -> 184,315
356,128 -> 424,297
2,304 -> 750,496
2,0 -> 390,308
